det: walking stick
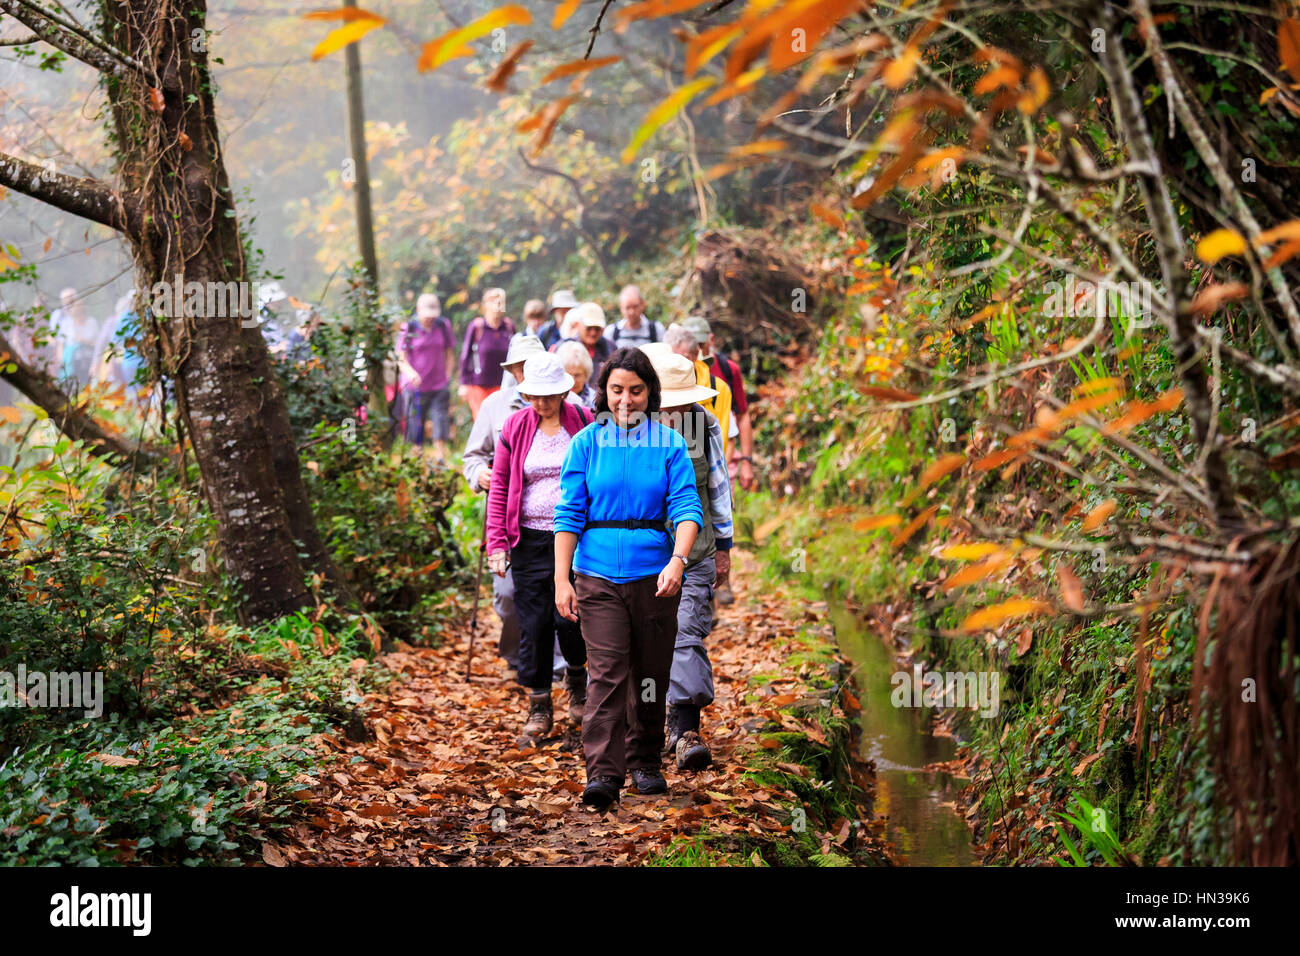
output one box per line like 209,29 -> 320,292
465,504 -> 488,680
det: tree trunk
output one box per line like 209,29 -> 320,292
100,1 -> 322,621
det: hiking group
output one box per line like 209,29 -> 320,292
413,283 -> 758,810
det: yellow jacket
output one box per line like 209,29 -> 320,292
695,359 -> 734,460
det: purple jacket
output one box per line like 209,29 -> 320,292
459,316 -> 516,388
486,401 -> 594,555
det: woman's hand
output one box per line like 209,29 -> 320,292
656,558 -> 685,597
487,551 -> 508,577
555,578 -> 579,622
477,470 -> 492,490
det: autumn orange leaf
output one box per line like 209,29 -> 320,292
1057,563 -> 1085,612
484,40 -> 533,93
855,384 -> 917,402
974,64 -> 1020,94
1280,18 -> 1300,78
942,553 -> 1012,592
419,6 -> 532,73
916,453 -> 966,491
520,96 -> 578,157
1190,282 -> 1249,316
1254,219 -> 1300,246
960,598 -> 1051,633
852,514 -> 902,532
1017,65 -> 1050,114
552,0 -> 582,29
303,7 -> 385,22
882,45 -> 920,89
540,55 -> 619,84
1080,499 -> 1117,533
810,202 -> 845,230
973,447 -> 1024,472
890,505 -> 938,552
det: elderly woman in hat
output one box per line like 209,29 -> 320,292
487,353 -> 595,740
553,348 -> 702,809
537,289 -> 578,350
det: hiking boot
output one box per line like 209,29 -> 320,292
581,775 -> 621,810
521,690 -> 553,738
666,703 -> 701,749
565,666 -> 588,725
715,582 -> 735,606
676,731 -> 713,771
629,766 -> 668,794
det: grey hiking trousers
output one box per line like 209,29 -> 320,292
668,555 -> 716,708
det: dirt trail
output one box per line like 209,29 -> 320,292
274,551 -> 862,866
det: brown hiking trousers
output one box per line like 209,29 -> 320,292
575,572 -> 682,780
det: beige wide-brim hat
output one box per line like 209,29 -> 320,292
647,351 -> 717,406
517,353 -> 575,397
501,334 -> 546,367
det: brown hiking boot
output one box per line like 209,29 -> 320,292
676,731 -> 712,771
715,582 -> 735,606
565,666 -> 587,725
521,690 -> 553,738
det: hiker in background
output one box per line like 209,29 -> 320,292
458,287 -> 515,419
553,347 -> 702,810
553,301 -> 613,382
386,317 -> 420,443
53,288 -> 99,389
463,335 -> 546,681
536,289 -> 577,350
94,291 -> 145,399
661,325 -> 739,459
502,299 -> 549,391
399,293 -> 457,460
555,340 -> 595,408
682,315 -> 753,607
641,348 -> 731,771
257,282 -> 290,359
605,285 -> 664,348
286,305 -> 323,364
486,353 -> 594,741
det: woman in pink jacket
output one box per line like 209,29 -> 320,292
487,353 -> 594,740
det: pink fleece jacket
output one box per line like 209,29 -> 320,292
486,402 -> 593,555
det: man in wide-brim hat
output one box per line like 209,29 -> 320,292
639,346 -> 734,772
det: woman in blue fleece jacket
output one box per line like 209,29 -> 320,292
553,347 -> 702,810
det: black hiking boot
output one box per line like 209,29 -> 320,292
676,731 -> 713,771
629,766 -> 668,794
581,775 -> 621,810
565,666 -> 587,725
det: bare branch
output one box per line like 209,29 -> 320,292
0,0 -> 146,77
0,149 -> 135,234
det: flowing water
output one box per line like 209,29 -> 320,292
828,604 -> 979,866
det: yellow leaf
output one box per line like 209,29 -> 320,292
0,250 -> 17,273
939,542 -> 1004,561
960,598 -> 1051,633
310,17 -> 387,61
419,6 -> 533,74
1196,228 -> 1247,264
943,554 -> 1012,592
621,77 -> 715,164
729,138 -> 787,157
552,0 -> 582,29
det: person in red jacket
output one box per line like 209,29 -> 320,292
486,353 -> 594,741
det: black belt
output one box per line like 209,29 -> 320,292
584,520 -> 668,532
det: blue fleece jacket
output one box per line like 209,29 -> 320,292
554,415 -> 704,584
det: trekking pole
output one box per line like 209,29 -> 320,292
464,503 -> 488,680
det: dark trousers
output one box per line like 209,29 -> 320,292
511,528 -> 586,690
575,572 -> 681,780
405,388 -> 450,444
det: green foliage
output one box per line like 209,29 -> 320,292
301,421 -> 467,642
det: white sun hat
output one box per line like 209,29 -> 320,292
416,293 -> 441,318
572,301 -> 607,328
501,334 -> 546,367
550,289 -> 580,313
517,352 -> 575,397
647,351 -> 717,407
